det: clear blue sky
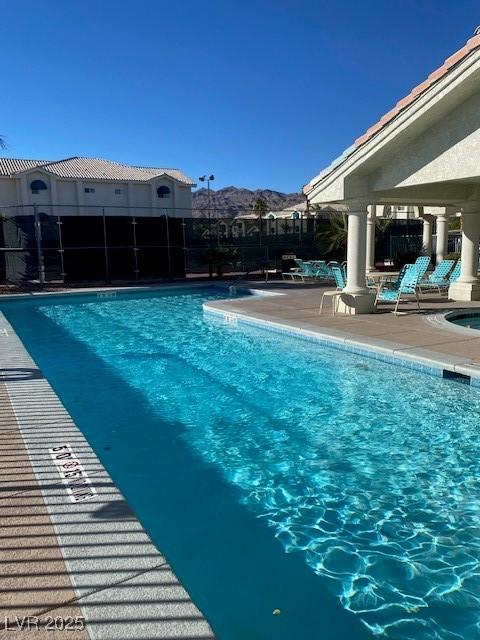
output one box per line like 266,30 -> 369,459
1,0 -> 479,193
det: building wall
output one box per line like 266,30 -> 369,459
0,177 -> 17,205
0,172 -> 193,218
56,180 -> 77,205
82,181 -> 129,211
175,185 -> 194,217
130,183 -> 151,214
370,90 -> 480,192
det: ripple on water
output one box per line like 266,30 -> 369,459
38,293 -> 480,640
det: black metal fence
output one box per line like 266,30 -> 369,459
0,205 -> 322,284
0,205 -> 426,284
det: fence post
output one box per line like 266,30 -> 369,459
56,215 -> 66,283
165,209 -> 172,279
33,203 -> 45,284
132,216 -> 139,280
181,217 -> 187,275
102,208 -> 110,283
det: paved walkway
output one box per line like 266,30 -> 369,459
0,382 -> 89,640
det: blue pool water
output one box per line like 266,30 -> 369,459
2,286 -> 480,640
448,312 -> 480,331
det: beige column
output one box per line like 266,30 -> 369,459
449,207 -> 480,301
421,213 -> 434,257
435,212 -> 449,263
336,202 -> 375,314
366,205 -> 376,273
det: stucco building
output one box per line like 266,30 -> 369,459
305,32 -> 480,311
0,157 -> 195,282
0,156 -> 195,217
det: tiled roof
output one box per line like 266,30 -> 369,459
304,34 -> 480,195
0,156 -> 195,185
0,158 -> 50,175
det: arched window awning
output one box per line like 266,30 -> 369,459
157,186 -> 171,198
30,179 -> 48,193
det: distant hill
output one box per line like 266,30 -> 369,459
192,186 -> 303,218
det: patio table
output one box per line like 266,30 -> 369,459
367,271 -> 400,292
367,270 -> 400,281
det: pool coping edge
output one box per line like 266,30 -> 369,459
203,301 -> 480,386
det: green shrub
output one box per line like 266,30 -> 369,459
448,218 -> 461,230
445,251 -> 461,261
203,247 -> 238,277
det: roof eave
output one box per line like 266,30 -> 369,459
305,45 -> 480,202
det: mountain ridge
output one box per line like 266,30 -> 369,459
192,186 -> 303,218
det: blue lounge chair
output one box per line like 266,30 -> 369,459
448,260 -> 461,284
326,261 -> 347,282
439,260 -> 461,296
419,259 -> 454,294
310,260 -> 332,281
332,265 -> 346,289
382,264 -> 408,288
319,266 -> 347,315
366,273 -> 380,290
375,264 -> 422,314
282,259 -> 315,282
327,260 -> 341,271
414,256 -> 431,279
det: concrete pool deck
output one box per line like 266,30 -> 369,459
0,310 -> 215,640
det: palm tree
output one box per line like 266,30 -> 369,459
375,218 -> 392,244
318,214 -> 392,260
317,213 -> 348,258
0,135 -> 5,149
253,197 -> 268,215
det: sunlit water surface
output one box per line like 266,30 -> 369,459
3,288 -> 480,640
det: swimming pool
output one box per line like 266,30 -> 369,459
447,309 -> 480,331
2,286 -> 480,640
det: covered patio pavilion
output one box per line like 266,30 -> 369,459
365,203 -> 455,271
304,31 -> 480,313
